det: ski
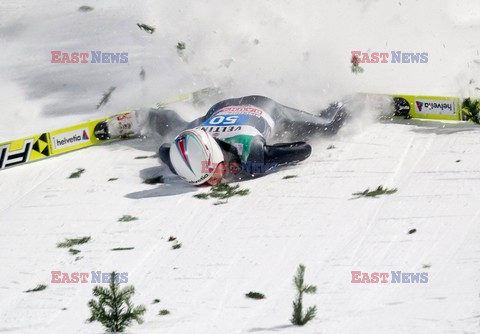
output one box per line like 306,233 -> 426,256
0,87 -> 221,171
365,93 -> 463,121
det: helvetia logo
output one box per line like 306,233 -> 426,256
414,99 -> 455,115
425,102 -> 452,111
52,128 -> 90,150
416,101 -> 424,111
82,130 -> 89,140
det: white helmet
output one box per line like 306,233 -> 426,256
170,129 -> 224,185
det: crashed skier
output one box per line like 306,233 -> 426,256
149,95 -> 350,186
95,95 -> 351,186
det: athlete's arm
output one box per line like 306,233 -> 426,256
263,142 -> 312,165
243,136 -> 312,166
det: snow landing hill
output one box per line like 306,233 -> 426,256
2,1 -> 480,333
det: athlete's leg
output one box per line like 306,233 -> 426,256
145,108 -> 189,138
203,95 -> 275,118
274,102 -> 348,141
199,95 -> 350,142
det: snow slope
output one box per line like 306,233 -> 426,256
2,120 -> 480,333
2,1 -> 480,333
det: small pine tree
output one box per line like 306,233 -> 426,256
290,264 -> 317,326
351,55 -> 364,74
88,272 -> 146,332
176,42 -> 186,51
461,97 -> 480,123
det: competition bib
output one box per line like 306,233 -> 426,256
195,106 -> 275,139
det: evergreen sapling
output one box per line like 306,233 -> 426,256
351,55 -> 364,74
88,272 -> 146,332
462,98 -> 480,123
290,264 -> 317,326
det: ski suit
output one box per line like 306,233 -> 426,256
152,95 -> 347,178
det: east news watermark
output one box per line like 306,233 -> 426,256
351,271 -> 429,283
351,51 -> 429,63
51,271 -> 129,283
201,161 -> 278,175
51,51 -> 128,63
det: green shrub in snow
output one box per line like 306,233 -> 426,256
245,291 -> 265,299
24,284 -> 47,293
290,264 -> 317,326
88,272 -> 146,332
57,236 -> 91,248
353,185 -> 397,198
